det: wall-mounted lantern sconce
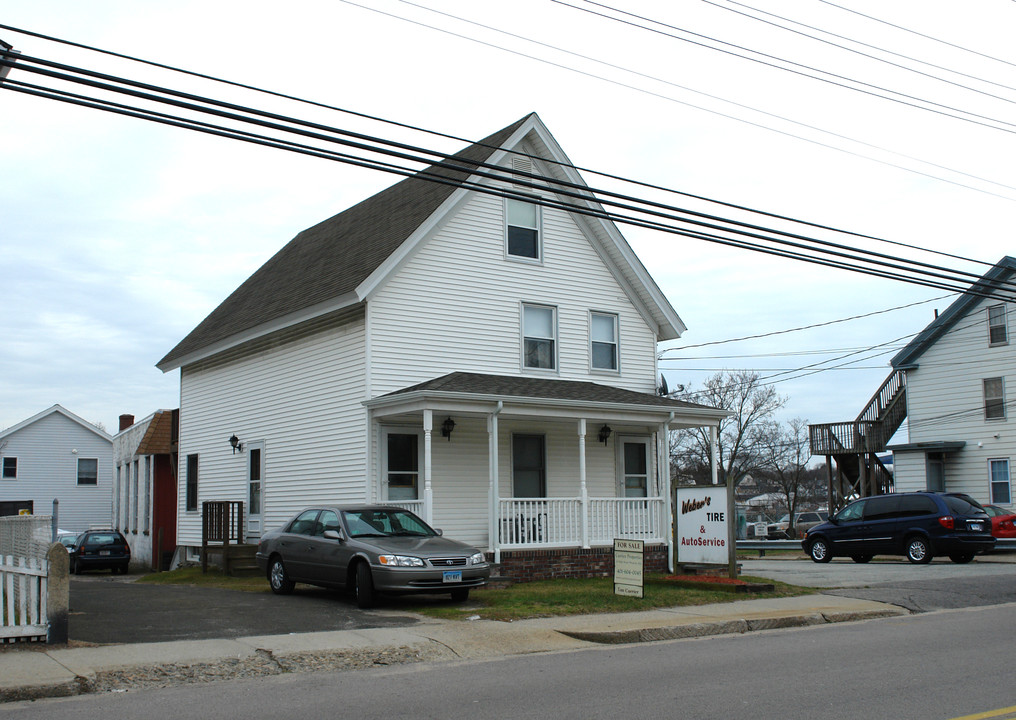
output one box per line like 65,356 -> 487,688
598,424 -> 612,445
441,417 -> 456,441
229,434 -> 243,454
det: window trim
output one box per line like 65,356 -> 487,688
521,302 -> 558,372
505,197 -> 542,262
1,456 -> 16,480
989,458 -> 1011,504
76,457 -> 98,486
185,454 -> 199,512
984,377 -> 1006,421
988,304 -> 1008,346
589,311 -> 620,373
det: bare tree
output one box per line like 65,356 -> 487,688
754,417 -> 816,536
670,370 -> 786,489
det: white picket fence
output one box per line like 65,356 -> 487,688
0,555 -> 48,642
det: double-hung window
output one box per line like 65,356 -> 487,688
506,198 -> 540,260
523,304 -> 556,370
591,312 -> 618,371
989,459 -> 1011,504
1,457 -> 15,479
988,304 -> 1008,345
984,377 -> 1006,420
77,458 -> 98,485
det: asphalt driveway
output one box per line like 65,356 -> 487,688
68,575 -> 425,644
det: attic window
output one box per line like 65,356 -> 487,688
506,198 -> 541,260
988,304 -> 1007,345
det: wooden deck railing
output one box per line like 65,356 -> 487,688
201,501 -> 245,573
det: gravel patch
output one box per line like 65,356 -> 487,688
84,645 -> 456,694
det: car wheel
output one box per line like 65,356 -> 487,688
268,556 -> 295,595
450,588 -> 470,602
808,538 -> 832,563
949,552 -> 974,564
905,535 -> 933,564
119,563 -> 129,575
68,558 -> 76,575
355,562 -> 375,609
851,555 -> 873,563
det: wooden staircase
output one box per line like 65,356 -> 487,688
809,370 -> 906,512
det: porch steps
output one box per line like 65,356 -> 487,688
202,544 -> 260,577
485,565 -> 515,590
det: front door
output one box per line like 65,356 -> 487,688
247,442 -> 265,541
619,437 -> 651,497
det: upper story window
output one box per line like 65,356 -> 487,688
523,303 -> 556,370
988,304 -> 1008,345
1,457 -> 16,479
591,312 -> 619,371
506,198 -> 541,260
77,458 -> 98,485
984,377 -> 1006,420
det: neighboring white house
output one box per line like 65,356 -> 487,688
157,113 -> 726,580
887,256 -> 1015,510
0,404 -> 112,532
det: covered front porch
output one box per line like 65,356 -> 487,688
364,373 -> 726,578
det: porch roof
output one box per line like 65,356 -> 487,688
885,440 -> 966,454
365,372 -> 727,426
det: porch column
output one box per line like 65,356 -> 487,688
660,421 -> 674,573
488,403 -> 502,561
423,409 -> 434,525
578,419 -> 589,549
710,425 -> 719,485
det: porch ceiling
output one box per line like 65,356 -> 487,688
364,371 -> 727,427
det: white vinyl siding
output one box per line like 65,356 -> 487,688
176,315 -> 368,547
902,294 -> 1016,503
367,186 -> 658,395
0,410 -> 112,533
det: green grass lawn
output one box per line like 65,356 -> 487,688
137,568 -> 811,622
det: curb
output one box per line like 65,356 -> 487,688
558,608 -> 906,645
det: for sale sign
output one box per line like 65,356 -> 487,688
676,487 -> 730,565
613,538 -> 644,598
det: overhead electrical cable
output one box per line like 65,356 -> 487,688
556,0 -> 1016,133
4,49 -> 1015,303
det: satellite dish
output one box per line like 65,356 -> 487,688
658,374 -> 669,397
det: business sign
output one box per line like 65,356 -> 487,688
676,487 -> 730,565
613,538 -> 644,598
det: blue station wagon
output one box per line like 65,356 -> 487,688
802,492 -> 995,564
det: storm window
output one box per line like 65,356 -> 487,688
523,304 -> 557,370
988,304 -> 1008,345
506,198 -> 541,260
984,377 -> 1006,420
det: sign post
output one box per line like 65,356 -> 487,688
613,538 -> 644,597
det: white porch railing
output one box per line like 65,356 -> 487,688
379,499 -> 425,516
497,497 -> 666,549
1,555 -> 48,642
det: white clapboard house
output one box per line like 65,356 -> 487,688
0,404 -> 112,532
157,113 -> 726,579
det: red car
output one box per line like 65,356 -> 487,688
984,504 -> 1016,539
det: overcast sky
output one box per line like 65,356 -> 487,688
1,0 -> 1012,437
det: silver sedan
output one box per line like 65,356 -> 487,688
256,505 -> 490,608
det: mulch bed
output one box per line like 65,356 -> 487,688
663,575 -> 775,593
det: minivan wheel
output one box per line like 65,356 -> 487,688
851,555 -> 873,563
905,535 -> 933,564
355,562 -> 376,609
808,538 -> 832,563
949,552 -> 974,564
268,556 -> 295,595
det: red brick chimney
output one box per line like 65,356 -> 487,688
119,414 -> 135,432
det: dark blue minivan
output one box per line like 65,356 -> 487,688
802,492 -> 995,564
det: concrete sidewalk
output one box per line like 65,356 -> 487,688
0,594 -> 904,702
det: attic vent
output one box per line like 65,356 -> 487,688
511,155 -> 533,184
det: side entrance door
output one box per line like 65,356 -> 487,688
246,442 -> 265,542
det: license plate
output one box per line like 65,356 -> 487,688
969,522 -> 982,532
442,570 -> 462,583
99,550 -> 110,556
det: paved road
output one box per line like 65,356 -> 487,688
68,575 -> 424,644
741,554 -> 1016,612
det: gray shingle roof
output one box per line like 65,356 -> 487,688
158,114 -> 534,369
383,371 -> 718,412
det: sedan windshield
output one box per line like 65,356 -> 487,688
342,509 -> 438,538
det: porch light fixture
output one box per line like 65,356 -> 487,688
598,424 -> 612,445
441,417 -> 456,441
229,434 -> 243,454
